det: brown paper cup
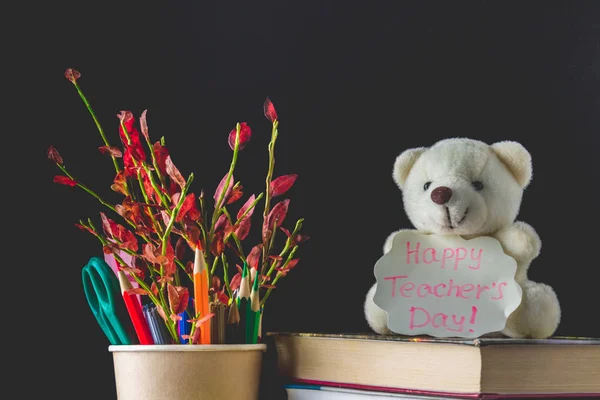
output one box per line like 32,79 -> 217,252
109,344 -> 267,400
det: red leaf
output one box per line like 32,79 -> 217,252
176,193 -> 201,222
195,312 -> 215,327
286,258 -> 300,270
168,284 -> 189,315
53,175 -> 77,187
279,226 -> 291,237
117,111 -> 146,167
127,288 -> 150,296
263,97 -> 278,123
160,241 -> 177,277
98,146 -> 123,158
165,155 -> 186,189
139,109 -> 150,141
267,199 -> 290,231
247,244 -> 263,270
237,194 -> 256,220
212,276 -> 221,291
184,222 -> 201,249
216,290 -> 229,305
142,243 -> 167,266
141,169 -> 160,204
228,122 -> 252,151
153,142 -> 169,176
151,282 -> 159,296
119,265 -> 143,276
156,304 -> 168,322
210,231 -> 225,257
234,217 -> 251,240
214,214 -> 231,234
261,284 -> 276,289
226,184 -> 244,205
100,213 -> 138,252
75,223 -> 96,236
185,261 -> 194,275
230,272 -> 242,291
213,173 -> 234,209
175,237 -> 186,261
111,171 -> 128,195
270,174 -> 297,197
46,146 -> 63,164
64,68 -> 81,83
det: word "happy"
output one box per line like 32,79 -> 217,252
405,241 -> 483,270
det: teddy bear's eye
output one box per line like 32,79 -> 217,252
472,181 -> 484,191
423,182 -> 431,191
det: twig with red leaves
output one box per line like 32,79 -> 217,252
49,69 -> 309,344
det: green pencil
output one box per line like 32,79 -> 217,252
246,270 -> 260,344
237,261 -> 251,344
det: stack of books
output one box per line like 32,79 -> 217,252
266,332 -> 600,399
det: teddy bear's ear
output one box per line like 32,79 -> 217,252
490,141 -> 533,188
393,147 -> 426,189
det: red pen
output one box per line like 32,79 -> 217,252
118,270 -> 154,345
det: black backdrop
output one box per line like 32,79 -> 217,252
24,1 -> 600,398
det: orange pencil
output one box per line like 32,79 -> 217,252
194,245 -> 211,344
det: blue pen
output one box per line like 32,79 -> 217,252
178,297 -> 193,343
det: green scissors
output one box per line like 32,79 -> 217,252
82,256 -> 138,345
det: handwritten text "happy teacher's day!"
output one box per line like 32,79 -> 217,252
383,241 -> 511,334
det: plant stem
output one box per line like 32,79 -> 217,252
162,173 -> 195,259
262,218 -> 303,282
71,80 -> 122,176
210,256 -> 219,277
222,254 -> 232,299
261,120 -> 279,273
260,245 -> 298,307
209,123 -> 241,240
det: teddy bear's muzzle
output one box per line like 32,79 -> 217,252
431,186 -> 453,205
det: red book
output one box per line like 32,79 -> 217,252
118,270 -> 154,345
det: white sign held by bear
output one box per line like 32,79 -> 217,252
372,231 -> 522,338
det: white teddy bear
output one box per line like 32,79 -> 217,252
364,138 -> 561,339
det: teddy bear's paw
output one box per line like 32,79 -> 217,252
494,221 -> 541,263
364,284 -> 393,335
502,281 -> 561,339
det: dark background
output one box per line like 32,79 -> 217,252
22,1 -> 600,398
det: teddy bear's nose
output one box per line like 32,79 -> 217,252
431,186 -> 453,204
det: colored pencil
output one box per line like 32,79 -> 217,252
246,271 -> 260,344
210,302 -> 227,344
226,290 -> 241,343
118,270 -> 153,345
194,246 -> 211,344
237,262 -> 251,344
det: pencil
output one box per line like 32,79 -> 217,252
226,291 -> 241,343
246,271 -> 260,344
237,261 -> 251,344
118,270 -> 153,345
194,245 -> 211,344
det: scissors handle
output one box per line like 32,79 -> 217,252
82,257 -> 138,345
